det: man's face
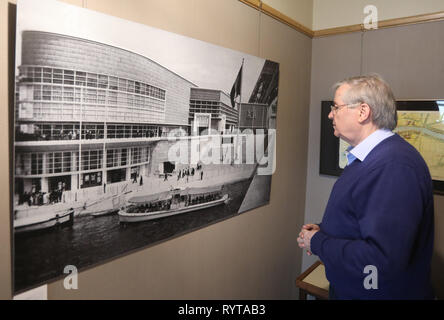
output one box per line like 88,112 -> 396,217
328,84 -> 360,146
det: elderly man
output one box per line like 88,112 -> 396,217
298,75 -> 434,299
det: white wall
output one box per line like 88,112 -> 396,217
313,0 -> 444,30
262,0 -> 313,29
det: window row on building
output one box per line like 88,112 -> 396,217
190,99 -> 238,124
219,103 -> 240,124
19,66 -> 166,100
15,146 -> 150,176
16,122 -> 170,142
189,100 -> 224,118
18,102 -> 165,123
106,124 -> 159,139
24,84 -> 166,107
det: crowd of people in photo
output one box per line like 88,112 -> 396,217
126,191 -> 223,214
16,128 -> 161,142
18,161 -> 208,206
188,192 -> 222,206
17,128 -> 85,141
126,200 -> 171,214
19,182 -> 67,206
20,190 -> 45,206
167,163 -> 204,182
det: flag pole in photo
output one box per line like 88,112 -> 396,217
230,59 -> 244,163
230,61 -> 243,109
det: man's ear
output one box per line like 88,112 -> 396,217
358,103 -> 372,123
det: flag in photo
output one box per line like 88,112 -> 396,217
230,64 -> 243,108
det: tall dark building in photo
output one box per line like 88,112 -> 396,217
248,60 -> 279,129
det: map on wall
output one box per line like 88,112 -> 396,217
338,108 -> 444,181
321,99 -> 444,195
395,110 -> 444,181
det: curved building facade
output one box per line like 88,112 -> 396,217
15,31 -> 196,203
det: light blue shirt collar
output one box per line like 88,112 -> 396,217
346,129 -> 394,165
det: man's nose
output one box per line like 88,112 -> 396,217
328,110 -> 334,119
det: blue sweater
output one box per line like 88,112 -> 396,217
311,134 -> 434,299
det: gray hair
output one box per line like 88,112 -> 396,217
333,74 -> 397,130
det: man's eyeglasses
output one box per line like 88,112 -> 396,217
330,102 -> 361,113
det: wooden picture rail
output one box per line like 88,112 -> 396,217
239,0 -> 314,37
238,0 -> 444,39
314,11 -> 444,37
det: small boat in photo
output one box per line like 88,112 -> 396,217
118,185 -> 229,223
14,207 -> 75,234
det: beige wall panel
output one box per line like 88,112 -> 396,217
361,21 -> 444,99
85,0 -> 196,39
257,12 -> 312,299
190,0 -> 261,55
85,0 -> 260,56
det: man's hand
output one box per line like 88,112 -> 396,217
302,224 -> 320,232
297,224 -> 320,256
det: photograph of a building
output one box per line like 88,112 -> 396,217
13,0 -> 279,293
189,88 -> 238,135
15,31 -> 194,205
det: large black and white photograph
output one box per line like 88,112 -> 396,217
13,0 -> 279,293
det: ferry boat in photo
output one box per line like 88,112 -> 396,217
14,207 -> 75,234
118,185 -> 229,223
